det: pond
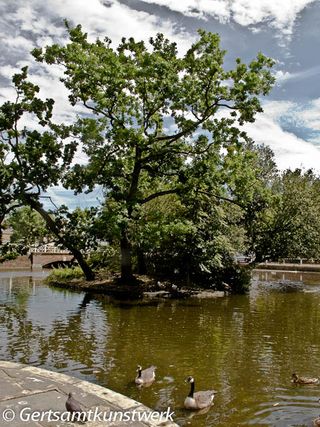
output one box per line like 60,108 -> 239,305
1,269 -> 320,426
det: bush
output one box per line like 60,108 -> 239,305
45,266 -> 84,284
88,245 -> 120,271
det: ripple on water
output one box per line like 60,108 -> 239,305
249,393 -> 320,427
1,273 -> 320,427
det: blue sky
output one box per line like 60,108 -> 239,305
1,0 -> 320,208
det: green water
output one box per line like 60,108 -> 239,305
1,270 -> 320,426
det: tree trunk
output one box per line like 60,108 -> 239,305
69,245 -> 95,281
24,195 -> 95,281
0,217 -> 3,246
120,230 -> 133,282
137,247 -> 147,275
119,146 -> 141,283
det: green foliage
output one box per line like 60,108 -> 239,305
45,266 -> 84,284
88,245 -> 120,271
255,169 -> 320,260
8,206 -> 48,246
52,206 -> 99,253
0,242 -> 28,263
0,66 -> 95,280
33,22 -> 275,283
0,67 -> 76,194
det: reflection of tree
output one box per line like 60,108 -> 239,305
35,292 -> 110,373
0,277 -> 36,364
2,276 -> 320,427
0,279 -> 110,373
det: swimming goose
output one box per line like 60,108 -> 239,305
184,376 -> 215,410
314,416 -> 320,426
313,399 -> 320,426
135,365 -> 156,385
291,373 -> 319,385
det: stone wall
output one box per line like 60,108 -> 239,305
0,255 -> 31,269
0,253 -> 73,269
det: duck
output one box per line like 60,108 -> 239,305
135,365 -> 156,386
184,376 -> 215,410
291,373 -> 319,385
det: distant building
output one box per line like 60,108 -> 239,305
2,227 -> 13,244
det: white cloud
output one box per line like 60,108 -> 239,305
0,34 -> 34,52
0,0 -> 194,130
274,70 -> 292,84
1,0 -> 320,185
274,64 -> 320,87
1,0 -> 191,51
140,0 -> 317,40
243,101 -> 320,172
298,98 -> 320,131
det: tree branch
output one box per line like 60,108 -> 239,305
197,189 -> 244,208
139,189 -> 179,205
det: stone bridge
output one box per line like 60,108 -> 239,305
0,245 -> 74,270
30,252 -> 74,269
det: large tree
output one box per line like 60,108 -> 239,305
34,24 -> 275,282
0,67 -> 95,280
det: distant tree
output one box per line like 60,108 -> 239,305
34,23 -> 275,282
254,169 -> 320,260
237,143 -> 278,259
8,206 -> 48,247
52,206 -> 99,254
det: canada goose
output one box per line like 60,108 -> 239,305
222,282 -> 232,293
291,373 -> 319,385
135,365 -> 156,385
313,398 -> 320,426
65,392 -> 87,421
314,416 -> 320,426
184,376 -> 215,410
157,281 -> 166,290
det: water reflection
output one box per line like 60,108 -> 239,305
0,270 -> 320,426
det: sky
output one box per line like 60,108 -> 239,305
1,0 -> 320,208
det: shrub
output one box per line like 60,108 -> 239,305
45,266 -> 84,284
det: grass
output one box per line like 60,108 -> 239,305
45,266 -> 84,284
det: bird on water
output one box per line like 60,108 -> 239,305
184,376 -> 215,410
291,373 -> 319,385
313,398 -> 320,426
135,365 -> 156,386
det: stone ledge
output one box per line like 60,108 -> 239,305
0,361 -> 179,427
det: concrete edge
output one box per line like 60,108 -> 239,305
0,361 -> 179,426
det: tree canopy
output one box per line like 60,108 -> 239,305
32,23 -> 275,282
0,66 -> 95,279
5,23 -> 318,290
